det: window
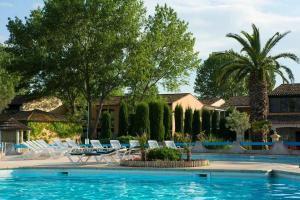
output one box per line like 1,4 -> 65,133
269,97 -> 300,113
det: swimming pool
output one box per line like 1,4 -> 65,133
192,153 -> 300,164
0,169 -> 300,199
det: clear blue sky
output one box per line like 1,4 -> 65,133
1,0 -> 300,94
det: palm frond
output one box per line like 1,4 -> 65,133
272,53 -> 300,63
262,31 -> 290,57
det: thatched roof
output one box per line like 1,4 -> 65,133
0,118 -> 31,131
0,109 -> 67,123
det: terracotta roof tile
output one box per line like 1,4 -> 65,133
221,96 -> 250,108
269,83 -> 300,96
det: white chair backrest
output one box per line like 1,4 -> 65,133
164,141 -> 177,149
90,140 -> 103,148
110,140 -> 122,150
129,140 -> 140,148
37,140 -> 49,148
23,142 -> 39,152
148,140 -> 159,149
66,138 -> 79,148
28,141 -> 42,150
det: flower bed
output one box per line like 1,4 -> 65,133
120,160 -> 209,168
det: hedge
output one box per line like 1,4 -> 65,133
118,101 -> 128,136
175,104 -> 183,133
100,111 -> 112,139
184,107 -> 193,134
149,101 -> 165,141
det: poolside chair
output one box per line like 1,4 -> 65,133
90,140 -> 108,151
164,141 -> 182,150
128,140 -> 141,160
67,149 -> 118,164
110,140 -> 128,159
29,140 -> 62,158
148,140 -> 160,149
21,141 -> 51,159
53,139 -> 68,150
36,140 -> 66,156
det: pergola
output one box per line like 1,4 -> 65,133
0,118 -> 31,145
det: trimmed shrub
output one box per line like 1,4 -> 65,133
147,147 -> 181,161
202,109 -> 211,134
192,109 -> 201,136
211,110 -> 219,134
163,104 -> 172,140
149,101 -> 165,141
118,101 -> 128,136
175,104 -> 183,133
135,102 -> 150,136
100,111 -> 112,139
184,107 -> 193,134
117,135 -> 136,144
128,113 -> 136,136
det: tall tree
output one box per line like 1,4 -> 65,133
192,109 -> 201,136
100,111 -> 112,139
134,102 -> 150,136
194,53 -> 249,99
0,45 -> 17,112
6,0 -> 145,139
149,101 -> 164,141
216,24 -> 299,121
174,104 -> 183,133
184,107 -> 193,134
118,101 -> 128,136
127,4 -> 200,103
202,109 -> 211,134
163,103 -> 171,139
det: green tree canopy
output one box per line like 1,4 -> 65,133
225,109 -> 250,142
216,24 -> 299,121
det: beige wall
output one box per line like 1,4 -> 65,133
171,94 -> 204,134
211,99 -> 225,107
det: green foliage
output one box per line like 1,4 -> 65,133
184,107 -> 193,134
128,113 -> 136,136
116,135 -> 136,144
100,112 -> 112,139
194,53 -> 248,99
226,109 -> 250,142
147,147 -> 181,161
251,120 -> 272,142
192,109 -> 201,137
118,101 -> 128,136
198,133 -> 231,150
211,110 -> 219,134
127,4 -> 200,102
163,104 -> 172,140
202,109 -> 211,134
134,102 -> 150,135
216,24 -> 299,121
149,101 -> 165,141
27,122 -> 82,140
175,104 -> 183,133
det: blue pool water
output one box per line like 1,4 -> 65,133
0,169 -> 300,199
192,154 -> 300,164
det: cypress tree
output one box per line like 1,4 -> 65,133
135,102 -> 150,136
118,101 -> 128,136
163,104 -> 171,139
149,101 -> 165,141
192,109 -> 201,136
184,107 -> 193,134
100,111 -> 112,139
211,110 -> 219,134
175,104 -> 183,133
202,109 -> 211,134
127,113 -> 136,136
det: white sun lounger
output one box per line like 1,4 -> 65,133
164,140 -> 182,149
110,140 -> 128,159
148,140 -> 160,149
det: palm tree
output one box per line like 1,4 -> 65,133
217,24 -> 299,121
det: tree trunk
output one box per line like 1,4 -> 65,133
248,72 -> 268,122
92,99 -> 104,139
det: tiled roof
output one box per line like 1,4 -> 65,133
0,110 -> 67,122
269,83 -> 300,96
200,97 -> 222,106
9,95 -> 37,105
268,114 -> 300,124
0,118 -> 31,131
159,93 -> 190,104
221,96 -> 250,108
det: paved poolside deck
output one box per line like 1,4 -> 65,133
1,155 -> 300,176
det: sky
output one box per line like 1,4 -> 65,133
1,0 -> 300,94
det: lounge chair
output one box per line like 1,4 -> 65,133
110,140 -> 128,159
21,141 -> 51,159
67,149 -> 118,164
148,140 -> 160,149
53,138 -> 68,150
164,140 -> 182,150
90,140 -> 108,151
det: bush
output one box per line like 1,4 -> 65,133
163,103 -> 171,140
175,104 -> 183,133
147,147 -> 181,161
100,111 -> 112,139
202,109 -> 211,134
117,135 -> 136,144
192,109 -> 201,137
118,101 -> 128,136
184,107 -> 193,134
149,101 -> 165,141
211,110 -> 219,134
135,102 -> 150,135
